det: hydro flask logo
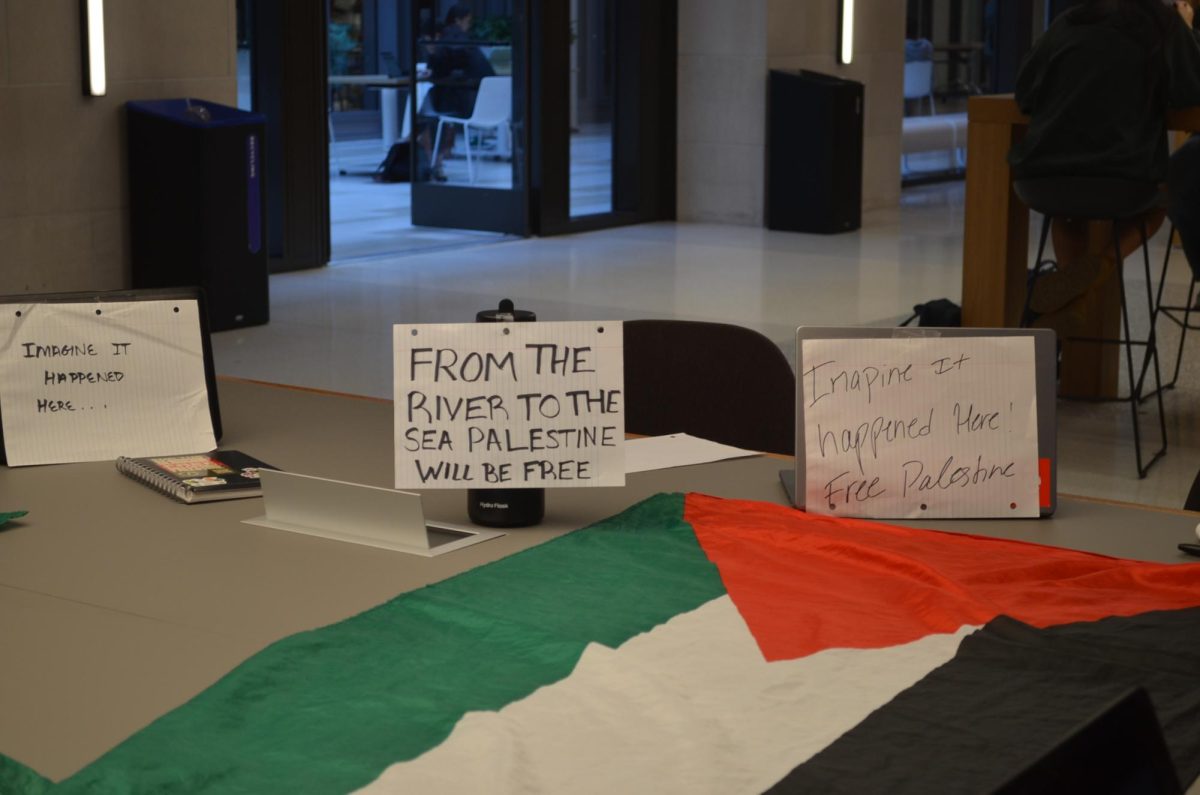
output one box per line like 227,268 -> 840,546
480,502 -> 509,509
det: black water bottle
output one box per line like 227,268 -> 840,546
467,299 -> 545,527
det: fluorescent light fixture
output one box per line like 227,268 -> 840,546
839,0 -> 855,65
82,0 -> 107,96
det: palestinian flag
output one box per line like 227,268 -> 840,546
3,493 -> 1199,794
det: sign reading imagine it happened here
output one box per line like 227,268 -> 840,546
800,336 -> 1039,519
0,300 -> 216,466
393,321 -> 624,490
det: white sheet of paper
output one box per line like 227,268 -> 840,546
394,321 -> 625,489
801,336 -> 1039,519
0,300 -> 216,466
625,433 -> 760,473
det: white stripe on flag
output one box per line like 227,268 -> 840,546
356,596 -> 976,794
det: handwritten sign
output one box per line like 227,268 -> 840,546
394,321 -> 624,489
800,336 -> 1039,518
0,300 -> 216,466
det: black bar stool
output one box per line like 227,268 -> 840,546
1016,176 -> 1167,479
1147,222 -> 1200,396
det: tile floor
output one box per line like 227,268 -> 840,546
327,124 -> 614,260
211,181 -> 1200,510
328,137 -> 514,262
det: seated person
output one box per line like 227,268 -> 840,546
1007,0 -> 1200,328
425,3 -> 495,178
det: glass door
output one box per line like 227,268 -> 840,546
533,0 -> 676,236
408,0 -> 530,234
568,0 -> 614,217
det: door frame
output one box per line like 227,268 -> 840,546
249,0 -> 331,272
532,0 -> 676,236
249,0 -> 678,261
408,0 -> 533,235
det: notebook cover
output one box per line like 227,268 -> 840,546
118,450 -> 276,503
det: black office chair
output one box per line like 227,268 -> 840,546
622,320 -> 796,456
1182,467 -> 1200,512
1017,176 -> 1167,478
992,687 -> 1182,795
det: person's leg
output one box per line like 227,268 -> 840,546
1169,135 -> 1200,281
1035,206 -> 1165,315
1049,217 -> 1089,267
1031,217 -> 1103,315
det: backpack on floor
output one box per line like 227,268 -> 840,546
375,142 -> 412,183
900,298 -> 961,327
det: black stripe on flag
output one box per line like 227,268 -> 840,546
766,607 -> 1200,794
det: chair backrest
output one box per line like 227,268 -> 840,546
468,76 -> 511,125
486,46 -> 513,75
400,81 -> 434,141
623,320 -> 796,456
903,60 -> 934,101
992,688 -> 1181,795
1184,467 -> 1200,511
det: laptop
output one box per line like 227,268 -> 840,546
0,287 -> 223,465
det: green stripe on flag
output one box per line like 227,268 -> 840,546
26,493 -> 722,794
0,754 -> 51,795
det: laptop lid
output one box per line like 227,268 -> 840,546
790,327 -> 1056,516
0,286 -> 222,465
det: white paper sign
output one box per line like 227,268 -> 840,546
625,433 -> 759,473
394,321 -> 624,489
0,300 -> 217,466
801,337 -> 1039,518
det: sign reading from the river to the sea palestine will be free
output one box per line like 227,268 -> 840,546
801,336 -> 1039,519
393,321 -> 624,490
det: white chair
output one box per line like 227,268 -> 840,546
903,60 -> 936,116
432,76 -> 512,183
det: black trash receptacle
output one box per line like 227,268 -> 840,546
126,99 -> 268,331
766,70 -> 864,234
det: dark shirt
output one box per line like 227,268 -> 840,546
1008,6 -> 1200,182
429,25 -> 496,117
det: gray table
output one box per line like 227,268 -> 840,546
2,377 -> 1198,782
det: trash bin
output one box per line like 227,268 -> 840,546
126,99 -> 268,331
766,70 -> 864,234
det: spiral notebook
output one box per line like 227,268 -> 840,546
116,450 -> 277,504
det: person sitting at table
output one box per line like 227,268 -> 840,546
427,3 -> 495,181
1007,0 -> 1200,330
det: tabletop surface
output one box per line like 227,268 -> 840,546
967,92 -> 1200,130
2,377 -> 1198,780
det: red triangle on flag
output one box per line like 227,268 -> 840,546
684,493 -> 1200,662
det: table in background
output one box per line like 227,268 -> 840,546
329,74 -> 413,154
961,94 -> 1200,397
1,377 -> 1197,780
932,41 -> 984,97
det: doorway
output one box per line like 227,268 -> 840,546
407,0 -> 530,234
327,0 -> 514,259
236,0 -> 676,269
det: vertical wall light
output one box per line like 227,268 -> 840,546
81,0 -> 107,96
839,0 -> 855,65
